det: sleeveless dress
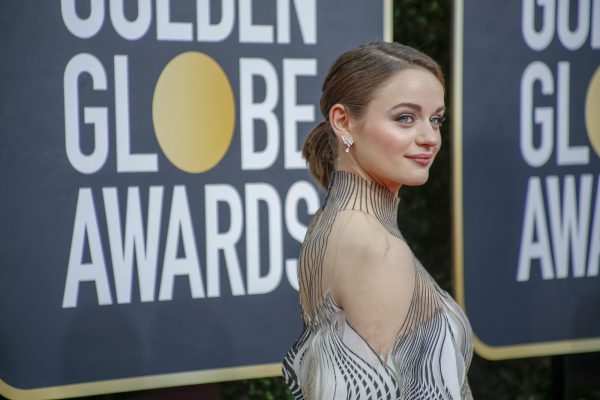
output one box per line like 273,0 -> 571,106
283,171 -> 474,399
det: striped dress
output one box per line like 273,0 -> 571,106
283,170 -> 473,399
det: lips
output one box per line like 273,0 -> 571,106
405,153 -> 433,166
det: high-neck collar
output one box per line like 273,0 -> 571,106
325,170 -> 400,225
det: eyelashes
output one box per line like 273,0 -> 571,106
394,114 -> 446,127
396,114 -> 415,124
430,115 -> 446,127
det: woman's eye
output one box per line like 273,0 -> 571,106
430,115 -> 446,127
396,114 -> 414,124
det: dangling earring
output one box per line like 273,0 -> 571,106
342,136 -> 353,153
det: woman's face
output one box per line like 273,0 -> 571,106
349,67 -> 445,192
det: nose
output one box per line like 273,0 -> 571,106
416,124 -> 440,148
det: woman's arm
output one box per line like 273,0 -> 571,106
325,210 -> 416,360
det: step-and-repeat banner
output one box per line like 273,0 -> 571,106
455,0 -> 599,359
0,1 -> 390,398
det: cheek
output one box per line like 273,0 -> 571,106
358,121 -> 411,158
379,130 -> 412,153
434,134 -> 443,154
365,121 -> 400,145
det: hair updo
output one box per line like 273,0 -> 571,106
302,42 -> 444,190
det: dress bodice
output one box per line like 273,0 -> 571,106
283,171 -> 473,399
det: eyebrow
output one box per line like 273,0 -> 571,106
389,102 -> 445,114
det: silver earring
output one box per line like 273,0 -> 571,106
342,136 -> 353,153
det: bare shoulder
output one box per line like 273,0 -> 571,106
326,209 -> 413,275
324,209 -> 416,357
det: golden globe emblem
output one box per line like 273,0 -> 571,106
585,66 -> 600,157
153,52 -> 235,173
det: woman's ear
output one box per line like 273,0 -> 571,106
328,104 -> 353,141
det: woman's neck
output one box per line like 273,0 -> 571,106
325,170 -> 400,226
335,154 -> 401,195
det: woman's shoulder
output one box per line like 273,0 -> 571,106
325,210 -> 417,357
330,209 -> 406,250
326,209 -> 414,282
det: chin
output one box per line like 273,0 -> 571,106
400,173 -> 430,187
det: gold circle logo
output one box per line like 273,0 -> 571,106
153,52 -> 235,173
585,66 -> 600,157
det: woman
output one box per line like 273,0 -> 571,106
283,42 -> 473,399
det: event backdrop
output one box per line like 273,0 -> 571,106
455,0 -> 600,359
0,1 -> 390,398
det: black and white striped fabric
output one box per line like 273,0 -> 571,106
283,171 -> 473,399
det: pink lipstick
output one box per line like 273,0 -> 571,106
406,153 -> 433,166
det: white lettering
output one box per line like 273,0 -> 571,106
284,181 -> 319,290
61,0 -> 105,39
205,184 -> 246,297
520,61 -> 554,167
64,53 -> 109,174
109,0 -> 152,40
557,0 -> 590,50
240,58 -> 280,170
277,0 -> 317,44
546,175 -> 592,278
156,0 -> 193,41
593,0 -> 600,48
63,188 -> 113,308
522,0 -> 556,51
114,55 -> 158,172
239,0 -> 273,43
517,177 -> 555,281
556,62 -> 589,165
283,59 -> 317,169
103,186 -> 163,303
158,186 -> 205,300
245,183 -> 283,295
587,178 -> 600,276
196,0 -> 235,41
